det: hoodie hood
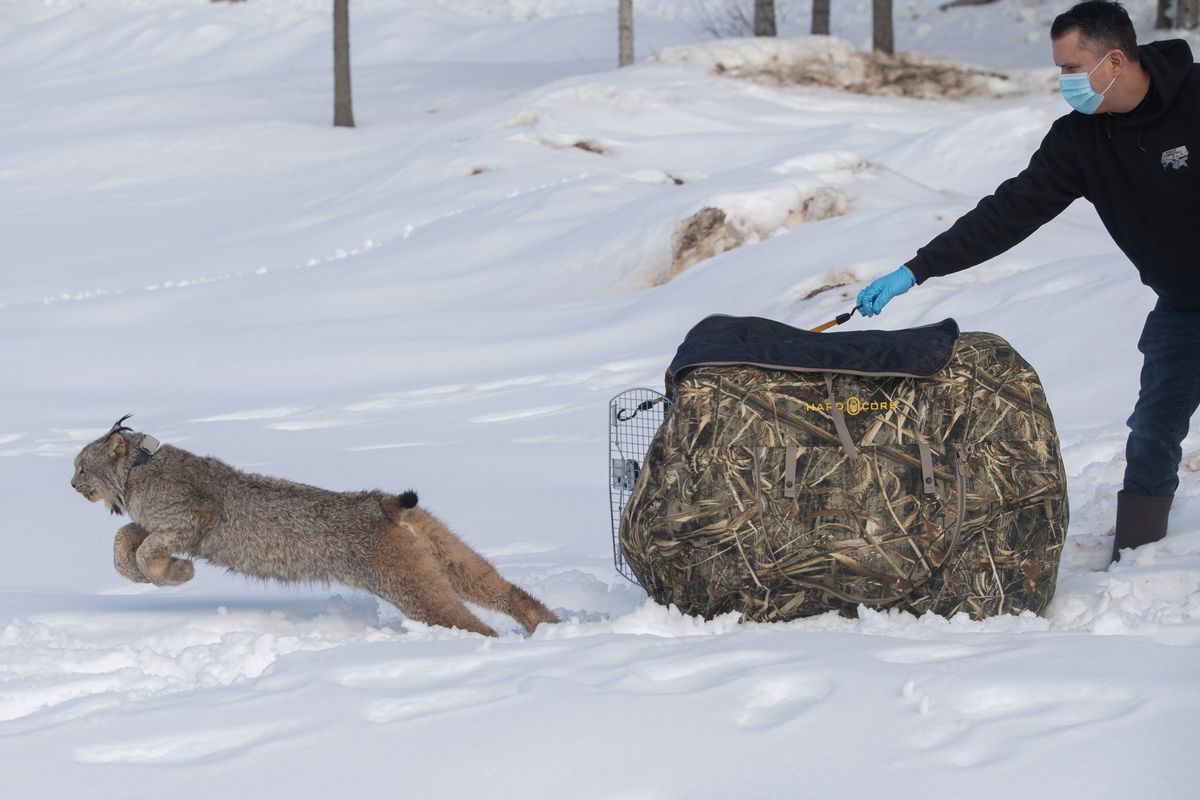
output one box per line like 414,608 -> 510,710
1117,39 -> 1195,127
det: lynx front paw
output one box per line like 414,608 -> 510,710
116,560 -> 151,584
114,525 -> 151,584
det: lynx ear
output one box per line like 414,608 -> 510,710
106,435 -> 128,457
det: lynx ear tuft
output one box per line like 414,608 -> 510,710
107,414 -> 134,438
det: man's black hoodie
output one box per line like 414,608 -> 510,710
906,40 -> 1200,311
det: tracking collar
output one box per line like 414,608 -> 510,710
115,434 -> 161,516
131,434 -> 161,469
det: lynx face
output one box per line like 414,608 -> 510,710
71,429 -> 128,514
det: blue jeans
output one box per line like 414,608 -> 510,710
1123,298 -> 1200,496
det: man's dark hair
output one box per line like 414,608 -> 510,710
1051,2 -> 1139,62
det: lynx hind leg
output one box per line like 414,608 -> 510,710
134,536 -> 195,587
373,522 -> 498,637
114,523 -> 151,583
408,509 -> 560,634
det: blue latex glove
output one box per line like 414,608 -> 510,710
857,266 -> 916,317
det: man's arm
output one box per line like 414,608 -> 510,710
906,118 -> 1086,284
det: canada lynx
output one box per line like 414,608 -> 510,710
71,416 -> 559,637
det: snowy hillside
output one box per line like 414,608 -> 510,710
1,0 -> 1198,797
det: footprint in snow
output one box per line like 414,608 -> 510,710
901,678 -> 1143,767
733,674 -> 833,731
335,654 -> 497,689
74,723 -> 290,765
365,685 -> 518,724
876,642 -> 1007,665
620,649 -> 782,694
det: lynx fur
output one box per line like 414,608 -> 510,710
71,416 -> 559,637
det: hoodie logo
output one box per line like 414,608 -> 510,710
1161,145 -> 1189,170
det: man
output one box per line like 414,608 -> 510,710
857,1 -> 1200,563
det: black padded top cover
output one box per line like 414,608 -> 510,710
666,314 -> 960,385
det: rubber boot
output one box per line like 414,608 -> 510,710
1110,491 -> 1173,564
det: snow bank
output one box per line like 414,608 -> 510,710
652,35 -> 1048,99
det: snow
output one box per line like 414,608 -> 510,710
2,0 -> 1199,796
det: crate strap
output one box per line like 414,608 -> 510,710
784,444 -> 798,498
824,372 -> 860,464
918,441 -> 937,495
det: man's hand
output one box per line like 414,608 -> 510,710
856,266 -> 916,317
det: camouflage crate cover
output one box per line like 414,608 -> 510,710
620,329 -> 1068,621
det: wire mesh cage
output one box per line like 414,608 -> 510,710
608,388 -> 670,584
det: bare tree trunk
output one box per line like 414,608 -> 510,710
1157,0 -> 1173,29
618,0 -> 634,67
754,0 -> 777,37
1181,0 -> 1200,29
812,0 -> 830,35
333,0 -> 355,128
873,0 -> 894,54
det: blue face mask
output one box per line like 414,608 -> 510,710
1059,51 -> 1118,114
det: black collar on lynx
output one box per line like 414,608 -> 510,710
116,432 -> 161,514
132,434 -> 161,469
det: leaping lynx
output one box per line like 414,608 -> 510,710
71,415 -> 559,637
